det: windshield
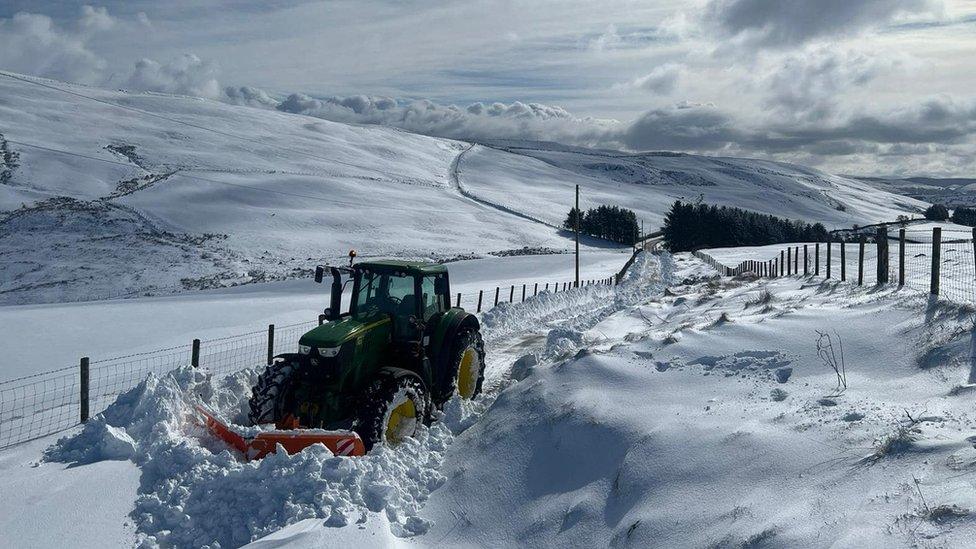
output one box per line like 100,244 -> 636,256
353,270 -> 415,319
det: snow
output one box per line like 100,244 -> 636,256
35,253 -> 661,548
0,72 -> 928,305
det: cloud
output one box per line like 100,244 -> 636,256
0,11 -> 109,84
125,54 -> 221,98
702,0 -> 943,46
224,86 -> 278,108
274,93 -> 618,145
760,48 -> 902,122
621,63 -> 683,94
622,102 -> 741,150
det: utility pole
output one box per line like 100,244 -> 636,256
575,184 -> 580,288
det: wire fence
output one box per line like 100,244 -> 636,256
0,273 -> 617,450
695,226 -> 976,304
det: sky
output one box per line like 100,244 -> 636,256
1,0 -> 975,177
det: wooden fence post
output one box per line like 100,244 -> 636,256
877,227 -> 890,284
826,237 -> 832,279
80,357 -> 90,423
931,227 -> 941,296
804,245 -> 809,275
522,284 -> 526,302
494,287 -> 500,305
815,242 -> 820,276
456,293 -> 461,307
858,237 -> 865,286
780,250 -> 785,276
787,247 -> 792,276
191,338 -> 200,368
899,229 -> 906,287
840,241 -> 846,281
477,290 -> 483,312
509,285 -> 514,303
267,324 -> 274,365
794,246 -> 799,273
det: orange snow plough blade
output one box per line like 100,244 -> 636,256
196,405 -> 366,460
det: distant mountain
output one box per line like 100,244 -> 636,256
852,176 -> 976,208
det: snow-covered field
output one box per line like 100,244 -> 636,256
6,250 -> 976,548
0,72 -> 928,305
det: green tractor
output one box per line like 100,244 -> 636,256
243,257 -> 486,455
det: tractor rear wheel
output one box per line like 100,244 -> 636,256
355,368 -> 428,451
442,329 -> 486,404
248,356 -> 297,425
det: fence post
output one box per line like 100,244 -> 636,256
191,338 -> 200,368
840,241 -> 846,281
877,227 -> 889,284
780,250 -> 785,276
267,324 -> 274,365
787,247 -> 792,276
456,293 -> 461,307
815,242 -> 820,276
794,246 -> 799,273
509,285 -> 514,303
494,287 -> 500,305
534,283 -> 538,296
803,245 -> 809,275
858,236 -> 865,286
563,282 -> 568,291
477,290 -> 483,312
80,357 -> 90,423
826,236 -> 832,279
521,284 -> 526,302
899,229 -> 906,287
931,227 -> 941,296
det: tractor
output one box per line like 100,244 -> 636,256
200,254 -> 486,458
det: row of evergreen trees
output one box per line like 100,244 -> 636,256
662,201 -> 829,252
925,203 -> 976,226
563,205 -> 640,244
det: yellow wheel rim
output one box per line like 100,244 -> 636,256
457,348 -> 478,400
384,398 -> 416,444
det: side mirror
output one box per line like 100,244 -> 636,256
314,266 -> 324,284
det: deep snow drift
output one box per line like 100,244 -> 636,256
41,253 -> 665,548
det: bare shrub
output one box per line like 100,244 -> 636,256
816,330 -> 847,395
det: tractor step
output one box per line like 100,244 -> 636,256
196,405 -> 366,459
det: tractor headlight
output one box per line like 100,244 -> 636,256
298,344 -> 312,355
318,346 -> 341,358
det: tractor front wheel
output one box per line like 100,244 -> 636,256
444,329 -> 486,403
355,368 -> 429,451
248,356 -> 297,425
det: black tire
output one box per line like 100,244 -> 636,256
354,368 -> 428,451
248,356 -> 297,425
436,328 -> 486,406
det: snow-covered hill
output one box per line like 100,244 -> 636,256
0,72 -> 927,304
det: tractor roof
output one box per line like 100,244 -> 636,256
356,259 -> 447,275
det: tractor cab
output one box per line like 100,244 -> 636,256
316,259 -> 451,340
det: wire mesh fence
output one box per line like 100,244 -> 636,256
697,226 -> 976,305
0,274 -> 617,450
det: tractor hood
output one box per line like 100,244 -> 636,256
299,315 -> 390,349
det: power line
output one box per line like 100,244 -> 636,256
4,139 -> 472,213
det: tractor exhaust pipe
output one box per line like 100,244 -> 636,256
329,267 -> 342,320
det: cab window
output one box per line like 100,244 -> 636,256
421,275 -> 443,319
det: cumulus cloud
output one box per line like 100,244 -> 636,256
0,11 -> 109,84
623,102 -> 741,151
274,93 -> 618,145
620,63 -> 683,94
703,0 -> 943,46
224,86 -> 279,108
126,54 -> 221,98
